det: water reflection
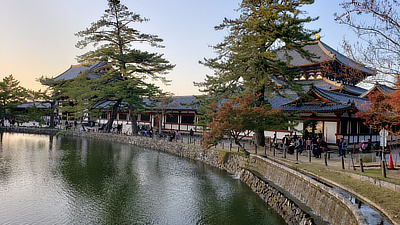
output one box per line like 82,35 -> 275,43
0,133 -> 285,225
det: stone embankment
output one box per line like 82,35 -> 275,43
1,128 -> 367,225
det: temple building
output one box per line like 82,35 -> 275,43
41,39 -> 390,146
266,40 -> 377,145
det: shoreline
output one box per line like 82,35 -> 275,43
1,127 -> 373,225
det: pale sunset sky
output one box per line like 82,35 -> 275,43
0,0 -> 355,95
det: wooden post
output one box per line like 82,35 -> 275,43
222,142 -> 224,149
359,158 -> 364,172
273,146 -> 276,156
308,150 -> 311,162
324,153 -> 328,166
264,145 -> 267,155
283,148 -> 286,159
295,149 -> 299,161
194,139 -> 196,145
341,156 -> 345,169
255,144 -> 258,154
230,142 -> 232,151
381,161 -> 387,178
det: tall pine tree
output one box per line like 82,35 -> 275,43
196,0 -> 319,146
65,0 -> 174,133
0,75 -> 28,120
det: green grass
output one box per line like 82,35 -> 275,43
292,163 -> 400,224
354,169 -> 400,185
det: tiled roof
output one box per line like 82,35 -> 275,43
54,62 -> 106,82
360,83 -> 395,98
342,85 -> 368,96
378,84 -> 395,95
277,41 -> 333,66
282,104 -> 353,112
92,96 -> 200,111
296,78 -> 342,91
319,41 -> 375,75
145,96 -> 199,110
16,102 -> 52,109
268,94 -> 297,109
282,86 -> 369,112
276,41 -> 375,75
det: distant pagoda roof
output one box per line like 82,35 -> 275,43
53,61 -> 107,82
360,83 -> 395,98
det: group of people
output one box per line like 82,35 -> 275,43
281,134 -> 304,155
168,130 -> 181,141
138,125 -> 153,137
279,134 -> 330,158
167,128 -> 195,142
307,137 -> 328,158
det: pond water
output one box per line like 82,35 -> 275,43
0,132 -> 285,225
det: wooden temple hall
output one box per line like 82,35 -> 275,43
48,40 -> 391,145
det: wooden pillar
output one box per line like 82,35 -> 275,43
359,159 -> 364,172
341,156 -> 345,169
381,161 -> 387,178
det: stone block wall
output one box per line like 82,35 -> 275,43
75,132 -> 366,225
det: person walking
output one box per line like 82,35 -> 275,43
282,135 -> 290,155
189,128 -> 194,141
339,138 -> 347,158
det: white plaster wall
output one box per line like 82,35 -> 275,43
324,121 -> 337,143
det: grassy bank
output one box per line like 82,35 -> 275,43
292,163 -> 400,224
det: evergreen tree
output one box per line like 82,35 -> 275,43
63,0 -> 174,133
196,0 -> 319,146
0,75 -> 28,120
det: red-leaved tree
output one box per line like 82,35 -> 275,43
356,90 -> 400,132
203,94 -> 291,154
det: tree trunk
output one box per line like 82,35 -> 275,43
255,86 -> 266,146
129,103 -> 138,135
49,101 -> 55,129
254,130 -> 265,147
105,98 -> 122,132
234,139 -> 250,155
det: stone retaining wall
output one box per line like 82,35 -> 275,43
1,128 -> 367,225
75,132 -> 367,225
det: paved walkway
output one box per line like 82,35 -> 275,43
201,139 -> 400,177
152,134 -> 400,179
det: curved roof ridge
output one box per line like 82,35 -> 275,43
318,41 -> 335,59
311,85 -> 340,103
314,85 -> 368,101
322,77 -> 342,87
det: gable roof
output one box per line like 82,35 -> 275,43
281,85 -> 369,113
276,40 -> 375,75
53,61 -> 106,82
360,83 -> 395,98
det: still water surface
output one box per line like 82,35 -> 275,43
0,133 -> 285,225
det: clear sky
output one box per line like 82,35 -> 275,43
0,0 -> 354,96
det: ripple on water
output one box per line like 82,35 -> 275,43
0,133 -> 286,225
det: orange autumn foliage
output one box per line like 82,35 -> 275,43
202,94 -> 286,149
